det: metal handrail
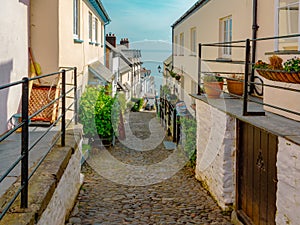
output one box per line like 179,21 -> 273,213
197,34 -> 300,117
0,67 -> 78,220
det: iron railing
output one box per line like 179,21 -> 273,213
197,33 -> 300,117
0,67 -> 77,220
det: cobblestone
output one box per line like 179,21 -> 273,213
66,112 -> 232,224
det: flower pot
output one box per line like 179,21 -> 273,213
227,79 -> 244,96
203,82 -> 224,98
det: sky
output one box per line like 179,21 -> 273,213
101,0 -> 197,94
101,0 -> 197,43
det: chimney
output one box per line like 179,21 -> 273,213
120,38 -> 129,48
106,33 -> 116,47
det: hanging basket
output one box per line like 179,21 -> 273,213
227,79 -> 244,96
256,69 -> 300,84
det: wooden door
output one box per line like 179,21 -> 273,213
236,121 -> 277,225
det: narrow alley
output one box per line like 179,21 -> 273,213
66,111 -> 232,225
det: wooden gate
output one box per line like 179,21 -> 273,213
236,120 -> 278,225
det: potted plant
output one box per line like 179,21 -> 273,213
227,74 -> 244,96
203,74 -> 224,98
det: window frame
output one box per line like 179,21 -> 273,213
275,0 -> 300,51
94,17 -> 98,43
219,16 -> 232,59
73,0 -> 80,39
179,32 -> 184,56
89,11 -> 93,43
190,27 -> 197,56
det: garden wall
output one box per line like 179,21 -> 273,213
0,124 -> 83,225
195,99 -> 236,210
276,137 -> 300,225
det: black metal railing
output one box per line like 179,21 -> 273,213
157,97 -> 181,144
0,67 -> 77,220
197,33 -> 300,117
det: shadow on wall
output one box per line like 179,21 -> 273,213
0,60 -> 13,135
19,0 -> 30,6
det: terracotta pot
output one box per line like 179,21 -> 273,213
227,79 -> 244,96
204,82 -> 224,98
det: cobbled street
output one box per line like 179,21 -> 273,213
66,112 -> 232,225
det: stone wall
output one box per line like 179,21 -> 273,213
276,137 -> 300,225
0,124 -> 83,225
195,100 -> 236,210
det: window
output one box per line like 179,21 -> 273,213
219,16 -> 232,58
190,27 -> 197,55
179,33 -> 184,56
94,18 -> 98,43
89,12 -> 93,42
100,24 -> 103,46
73,0 -> 80,39
174,35 -> 178,56
275,0 -> 300,51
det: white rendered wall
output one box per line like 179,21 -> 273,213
195,99 -> 236,210
276,137 -> 300,225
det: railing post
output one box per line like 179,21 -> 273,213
176,115 -> 180,145
21,77 -> 29,208
61,70 -> 66,147
198,43 -> 202,95
74,67 -> 78,124
173,108 -> 177,142
243,39 -> 251,116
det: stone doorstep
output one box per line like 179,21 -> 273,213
0,125 -> 82,225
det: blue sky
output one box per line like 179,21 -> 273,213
101,0 -> 196,43
101,0 -> 197,93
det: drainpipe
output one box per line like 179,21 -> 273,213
103,20 -> 110,66
250,0 -> 259,94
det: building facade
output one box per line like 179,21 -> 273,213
171,1 -> 300,224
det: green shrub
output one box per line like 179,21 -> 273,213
79,86 -> 100,137
130,98 -> 144,112
181,117 -> 197,168
94,88 -> 116,138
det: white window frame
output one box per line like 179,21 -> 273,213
179,33 -> 184,56
219,16 -> 232,58
94,17 -> 98,43
190,27 -> 197,55
73,0 -> 80,39
275,0 -> 300,51
89,12 -> 93,42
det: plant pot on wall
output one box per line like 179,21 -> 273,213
227,79 -> 244,96
204,82 -> 224,98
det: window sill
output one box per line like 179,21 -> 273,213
216,57 -> 232,62
265,50 -> 300,55
89,41 -> 96,45
73,38 -> 84,43
95,43 -> 103,47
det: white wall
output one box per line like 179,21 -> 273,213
0,0 -> 29,134
195,99 -> 236,210
276,137 -> 300,225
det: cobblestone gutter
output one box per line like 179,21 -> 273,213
0,124 -> 83,225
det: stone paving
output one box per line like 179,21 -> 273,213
66,111 -> 232,225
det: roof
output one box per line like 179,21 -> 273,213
88,0 -> 110,24
106,41 -> 133,66
171,0 -> 210,28
88,61 -> 114,82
